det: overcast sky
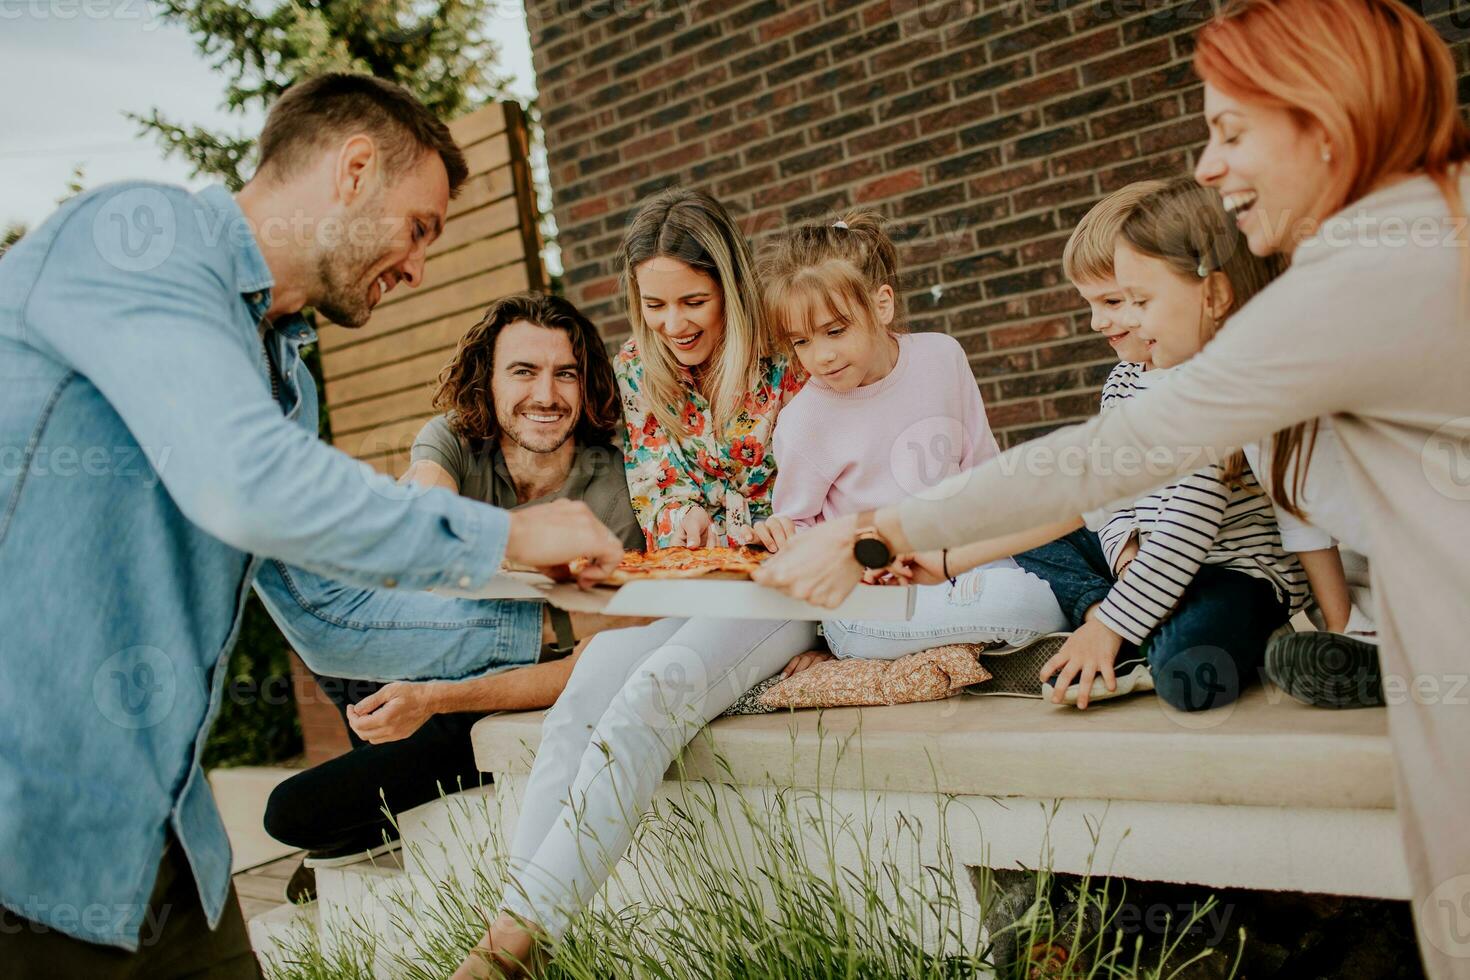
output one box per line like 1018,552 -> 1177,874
0,2 -> 537,230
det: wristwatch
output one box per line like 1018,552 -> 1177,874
851,509 -> 893,570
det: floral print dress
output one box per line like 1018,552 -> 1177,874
615,338 -> 804,548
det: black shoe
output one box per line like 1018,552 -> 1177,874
1265,631 -> 1383,709
285,858 -> 316,904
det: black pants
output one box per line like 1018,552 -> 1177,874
0,835 -> 260,980
1014,528 -> 1290,712
263,674 -> 487,854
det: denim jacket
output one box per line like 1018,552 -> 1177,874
0,182 -> 541,949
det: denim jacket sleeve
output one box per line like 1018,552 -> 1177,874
253,560 -> 543,682
20,185 -> 512,592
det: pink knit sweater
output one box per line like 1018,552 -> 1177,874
771,332 -> 1000,526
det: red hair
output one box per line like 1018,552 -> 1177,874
1194,0 -> 1470,224
1195,0 -> 1470,518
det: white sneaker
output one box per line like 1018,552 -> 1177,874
303,837 -> 403,868
1041,651 -> 1154,706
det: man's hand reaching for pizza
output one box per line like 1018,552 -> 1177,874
505,499 -> 623,588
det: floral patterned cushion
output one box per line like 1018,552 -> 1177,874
758,644 -> 992,710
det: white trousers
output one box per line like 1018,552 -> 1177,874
822,559 -> 1067,660
502,616 -> 817,939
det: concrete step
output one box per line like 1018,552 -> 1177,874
247,899 -> 318,974
397,782 -> 504,884
470,685 -> 1393,810
313,857 -> 444,977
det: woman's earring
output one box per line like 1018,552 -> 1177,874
1321,145 -> 1333,164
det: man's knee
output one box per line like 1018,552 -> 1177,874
262,770 -> 329,847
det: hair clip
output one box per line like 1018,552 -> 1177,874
832,220 -> 849,230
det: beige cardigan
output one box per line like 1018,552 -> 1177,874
901,173 -> 1470,977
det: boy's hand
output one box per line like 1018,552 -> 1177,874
781,650 -> 835,678
750,516 -> 798,553
1039,619 -> 1125,709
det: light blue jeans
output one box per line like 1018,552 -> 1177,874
822,558 -> 1067,660
503,616 -> 818,940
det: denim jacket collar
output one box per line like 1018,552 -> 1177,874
197,184 -> 317,346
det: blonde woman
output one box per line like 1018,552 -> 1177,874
453,189 -> 814,978
614,187 -> 803,547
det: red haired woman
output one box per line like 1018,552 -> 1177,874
758,2 -> 1470,973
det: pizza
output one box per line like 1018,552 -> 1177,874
569,546 -> 768,586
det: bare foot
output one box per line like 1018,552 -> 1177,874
781,650 -> 836,678
450,915 -> 542,979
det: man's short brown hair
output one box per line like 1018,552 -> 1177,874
255,73 -> 468,195
1062,179 -> 1170,284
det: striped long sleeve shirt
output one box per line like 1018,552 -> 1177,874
1091,362 -> 1309,646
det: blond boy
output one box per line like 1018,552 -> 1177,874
1062,179 -> 1168,366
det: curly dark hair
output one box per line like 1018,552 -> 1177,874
432,292 -> 621,448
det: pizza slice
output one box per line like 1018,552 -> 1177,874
569,546 -> 769,586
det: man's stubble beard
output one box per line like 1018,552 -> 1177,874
503,420 -> 576,456
313,194 -> 389,328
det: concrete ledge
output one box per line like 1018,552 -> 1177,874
471,685 -> 1394,811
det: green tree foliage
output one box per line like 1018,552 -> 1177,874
0,224 -> 24,260
131,0 -> 512,190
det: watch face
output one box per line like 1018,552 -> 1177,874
854,536 -> 891,569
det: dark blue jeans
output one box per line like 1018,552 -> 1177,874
1014,529 -> 1290,712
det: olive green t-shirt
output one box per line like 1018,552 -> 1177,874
411,415 -> 644,549
411,415 -> 644,655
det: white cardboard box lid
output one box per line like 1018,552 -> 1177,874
440,571 -> 915,621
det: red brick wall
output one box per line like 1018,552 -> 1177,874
527,0 -> 1470,446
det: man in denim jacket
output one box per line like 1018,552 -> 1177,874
0,74 -> 621,977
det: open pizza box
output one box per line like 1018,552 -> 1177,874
441,569 -> 916,621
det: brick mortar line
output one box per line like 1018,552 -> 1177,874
552,122 -> 1192,267
552,87 -> 1193,215
536,10 -> 1178,144
558,43 -> 1190,181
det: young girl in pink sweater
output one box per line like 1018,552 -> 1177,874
752,212 -> 1066,673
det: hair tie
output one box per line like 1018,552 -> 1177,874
832,220 -> 849,230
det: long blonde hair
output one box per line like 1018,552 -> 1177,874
755,209 -> 903,347
1120,177 -> 1287,488
619,188 -> 769,437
